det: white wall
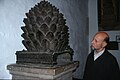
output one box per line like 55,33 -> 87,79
0,0 -> 41,79
0,0 -> 88,79
88,0 -> 98,52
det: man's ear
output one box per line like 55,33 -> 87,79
102,41 -> 107,48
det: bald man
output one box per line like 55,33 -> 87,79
83,32 -> 120,80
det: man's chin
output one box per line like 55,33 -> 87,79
91,46 -> 95,51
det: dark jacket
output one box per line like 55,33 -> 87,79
83,49 -> 120,80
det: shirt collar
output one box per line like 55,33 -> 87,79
94,48 -> 105,61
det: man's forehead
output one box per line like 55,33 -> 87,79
95,32 -> 109,37
94,33 -> 106,41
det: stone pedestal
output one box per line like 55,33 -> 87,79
7,61 -> 79,80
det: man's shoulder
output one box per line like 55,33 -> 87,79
104,50 -> 116,59
104,50 -> 118,64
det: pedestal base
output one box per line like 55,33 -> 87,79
7,61 -> 78,80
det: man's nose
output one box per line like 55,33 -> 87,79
91,40 -> 94,44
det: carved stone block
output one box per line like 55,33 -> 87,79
16,0 -> 73,65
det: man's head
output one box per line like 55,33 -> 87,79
91,31 -> 109,53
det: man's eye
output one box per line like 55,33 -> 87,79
95,40 -> 97,42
